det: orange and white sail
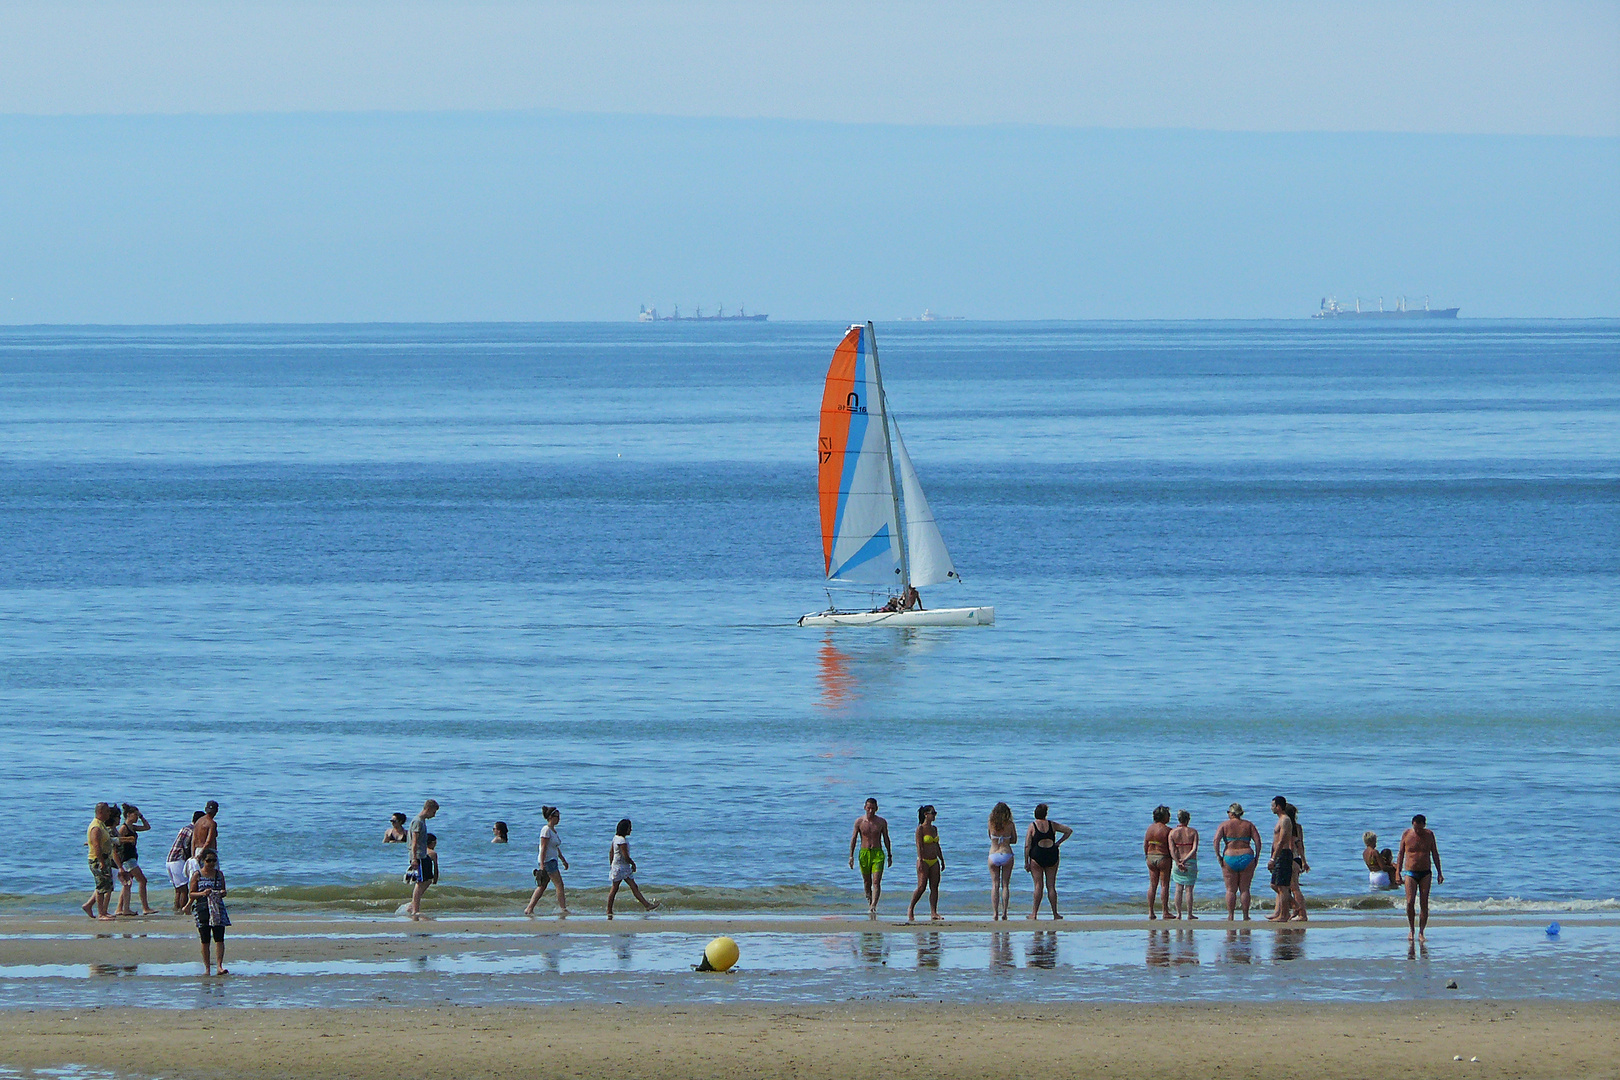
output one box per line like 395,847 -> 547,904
817,324 -> 901,583
816,323 -> 957,587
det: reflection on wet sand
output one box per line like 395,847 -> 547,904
1220,928 -> 1254,965
917,932 -> 941,969
1026,931 -> 1058,969
854,931 -> 889,967
1171,928 -> 1200,967
989,932 -> 1014,970
1146,929 -> 1171,967
1273,928 -> 1306,962
89,963 -> 137,977
1407,940 -> 1429,962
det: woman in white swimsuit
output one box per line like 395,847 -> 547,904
987,802 -> 1017,921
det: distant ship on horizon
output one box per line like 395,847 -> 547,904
638,304 -> 768,322
1314,296 -> 1458,319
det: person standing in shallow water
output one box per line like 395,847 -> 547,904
166,811 -> 204,914
383,813 -> 408,843
1168,809 -> 1200,919
1025,803 -> 1072,920
1396,813 -> 1444,941
1266,796 -> 1298,922
986,802 -> 1017,921
907,805 -> 945,923
1212,803 -> 1262,920
114,803 -> 156,916
1144,805 -> 1174,919
406,799 -> 437,917
848,798 -> 892,917
192,801 -> 219,860
82,803 -> 121,921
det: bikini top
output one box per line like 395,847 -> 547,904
921,833 -> 937,844
990,832 -> 1016,844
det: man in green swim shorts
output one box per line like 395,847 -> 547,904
848,798 -> 892,917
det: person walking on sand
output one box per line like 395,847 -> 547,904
1266,796 -> 1298,922
1285,803 -> 1310,921
406,799 -> 438,917
165,811 -> 204,914
1025,803 -> 1072,920
987,802 -> 1017,921
848,798 -> 892,917
82,803 -> 122,921
524,805 -> 570,917
606,819 -> 660,917
189,850 -> 231,975
1213,803 -> 1262,920
1144,805 -> 1174,920
192,801 -> 220,860
1396,813 -> 1444,941
1169,809 -> 1200,920
907,805 -> 946,923
114,804 -> 157,916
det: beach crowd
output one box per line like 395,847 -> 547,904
84,793 -> 1446,975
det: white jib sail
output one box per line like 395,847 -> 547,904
891,420 -> 958,587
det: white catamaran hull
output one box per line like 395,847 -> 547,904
798,606 -> 994,628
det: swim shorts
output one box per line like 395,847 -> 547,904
167,860 -> 190,888
858,847 -> 886,875
89,859 -> 114,895
1270,853 -> 1295,887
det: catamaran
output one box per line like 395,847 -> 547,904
798,323 -> 994,628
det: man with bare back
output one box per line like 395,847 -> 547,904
1266,795 -> 1297,922
848,798 -> 892,917
1396,813 -> 1444,940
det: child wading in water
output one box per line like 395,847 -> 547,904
605,819 -> 660,918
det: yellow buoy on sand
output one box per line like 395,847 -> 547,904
696,936 -> 739,972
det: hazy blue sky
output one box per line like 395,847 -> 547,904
2,2 -> 1616,320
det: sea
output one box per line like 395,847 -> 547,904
2,319 -> 1617,917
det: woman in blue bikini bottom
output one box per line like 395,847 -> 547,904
1214,803 -> 1263,920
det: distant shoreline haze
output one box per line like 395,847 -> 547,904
0,113 -> 1616,322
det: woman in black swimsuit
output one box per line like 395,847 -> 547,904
1025,803 -> 1073,920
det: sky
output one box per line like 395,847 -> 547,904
1,1 -> 1617,321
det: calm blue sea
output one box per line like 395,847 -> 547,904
1,320 -> 1616,913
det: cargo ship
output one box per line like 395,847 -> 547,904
1314,296 -> 1458,319
638,304 -> 767,322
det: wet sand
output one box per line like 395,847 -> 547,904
4,910 -> 1598,958
1,1001 -> 1616,1079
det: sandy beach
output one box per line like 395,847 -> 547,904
2,1001 -> 1616,1079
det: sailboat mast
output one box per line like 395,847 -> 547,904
866,321 -> 911,594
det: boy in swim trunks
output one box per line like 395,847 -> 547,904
848,798 -> 892,917
1396,814 -> 1444,941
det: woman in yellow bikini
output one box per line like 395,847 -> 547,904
907,805 -> 945,922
